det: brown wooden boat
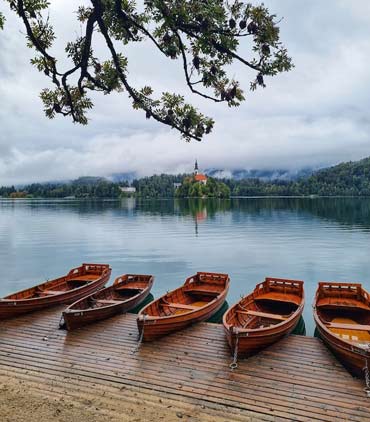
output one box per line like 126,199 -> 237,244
313,282 -> 370,378
137,272 -> 230,341
61,274 -> 154,330
0,263 -> 111,319
223,277 -> 304,362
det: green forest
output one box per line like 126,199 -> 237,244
175,176 -> 230,198
0,177 -> 121,199
1,157 -> 370,199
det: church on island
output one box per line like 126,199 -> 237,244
193,160 -> 207,185
175,160 -> 229,198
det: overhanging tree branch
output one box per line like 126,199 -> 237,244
4,0 -> 293,141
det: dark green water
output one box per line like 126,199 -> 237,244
1,197 -> 370,334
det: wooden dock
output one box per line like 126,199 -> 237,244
0,307 -> 369,422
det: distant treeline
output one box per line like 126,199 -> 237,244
0,177 -> 122,199
222,157 -> 370,197
132,174 -> 185,198
2,157 -> 370,198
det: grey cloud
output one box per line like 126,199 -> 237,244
1,1 -> 370,184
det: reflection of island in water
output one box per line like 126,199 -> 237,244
194,205 -> 207,235
178,197 -> 370,233
6,196 -> 370,233
178,198 -> 209,236
133,197 -> 370,232
174,198 -> 231,235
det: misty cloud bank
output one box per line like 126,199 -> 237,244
1,0 -> 370,185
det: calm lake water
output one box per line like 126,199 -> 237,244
1,197 -> 370,334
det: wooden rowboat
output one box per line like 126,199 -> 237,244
313,282 -> 370,378
137,272 -> 230,341
0,263 -> 111,319
223,278 -> 304,362
61,274 -> 154,330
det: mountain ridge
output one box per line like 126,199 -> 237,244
2,156 -> 370,198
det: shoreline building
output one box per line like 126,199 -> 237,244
119,186 -> 136,194
193,160 -> 207,185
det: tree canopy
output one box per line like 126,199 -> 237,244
176,176 -> 230,198
1,0 -> 293,141
3,156 -> 370,198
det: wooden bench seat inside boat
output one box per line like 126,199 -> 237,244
114,286 -> 143,292
185,286 -> 222,296
187,289 -> 220,296
161,303 -> 199,310
327,322 -> 370,331
39,290 -> 64,296
236,310 -> 288,321
70,275 -> 98,281
95,299 -> 119,305
255,292 -> 301,305
317,297 -> 370,310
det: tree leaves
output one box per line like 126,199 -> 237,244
6,0 -> 293,142
0,12 -> 5,30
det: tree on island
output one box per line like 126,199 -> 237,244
176,176 -> 230,198
1,1 -> 292,141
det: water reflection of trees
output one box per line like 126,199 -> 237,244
175,198 -> 231,218
133,197 -> 370,232
5,197 -> 370,231
230,197 -> 370,230
299,198 -> 370,229
172,197 -> 370,231
120,198 -> 232,219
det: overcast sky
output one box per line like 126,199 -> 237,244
1,0 -> 370,184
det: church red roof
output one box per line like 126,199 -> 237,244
194,173 -> 207,181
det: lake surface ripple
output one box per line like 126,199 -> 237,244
1,197 -> 370,334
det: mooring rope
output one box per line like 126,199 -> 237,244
364,359 -> 370,397
229,330 -> 239,370
132,314 -> 146,354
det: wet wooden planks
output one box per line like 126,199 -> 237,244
0,307 -> 369,422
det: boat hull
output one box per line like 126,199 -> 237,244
313,312 -> 370,378
313,282 -> 370,379
314,320 -> 368,378
138,296 -> 226,341
223,277 -> 305,358
224,309 -> 302,357
137,272 -> 230,341
0,265 -> 111,319
63,285 -> 152,330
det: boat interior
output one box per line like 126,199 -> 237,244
226,278 -> 304,330
69,274 -> 153,310
316,283 -> 370,347
144,272 -> 229,317
4,264 -> 108,300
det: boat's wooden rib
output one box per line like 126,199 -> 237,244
61,274 -> 154,330
223,277 -> 304,358
313,281 -> 370,378
0,264 -> 111,319
137,272 -> 230,341
238,310 -> 288,320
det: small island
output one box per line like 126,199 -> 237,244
175,161 -> 230,198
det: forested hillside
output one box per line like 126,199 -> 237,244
1,157 -> 370,198
132,175 -> 184,198
221,157 -> 370,196
299,158 -> 370,196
